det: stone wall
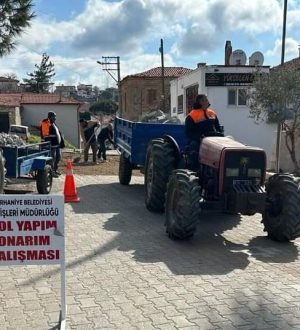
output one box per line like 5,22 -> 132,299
121,78 -> 171,121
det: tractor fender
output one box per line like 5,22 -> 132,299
162,135 -> 181,162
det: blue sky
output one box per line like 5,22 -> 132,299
0,0 -> 299,89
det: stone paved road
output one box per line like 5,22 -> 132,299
1,175 -> 300,329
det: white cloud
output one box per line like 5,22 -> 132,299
265,37 -> 299,59
1,0 -> 300,87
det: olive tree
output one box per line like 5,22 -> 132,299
248,64 -> 300,173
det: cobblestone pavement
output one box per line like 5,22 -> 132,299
1,175 -> 300,329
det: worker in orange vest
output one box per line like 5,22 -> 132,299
40,111 -> 65,177
185,94 -> 223,169
185,94 -> 222,142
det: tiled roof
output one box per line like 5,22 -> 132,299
0,94 -> 22,107
272,57 -> 300,69
124,67 -> 193,79
0,93 -> 81,106
21,93 -> 81,104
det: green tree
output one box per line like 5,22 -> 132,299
248,64 -> 300,173
0,0 -> 35,57
90,100 -> 118,115
23,53 -> 55,93
99,90 -> 113,100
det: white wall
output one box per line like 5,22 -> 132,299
21,104 -> 80,148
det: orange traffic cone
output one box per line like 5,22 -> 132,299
64,160 -> 80,203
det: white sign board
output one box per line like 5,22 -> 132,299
0,195 -> 64,265
0,194 -> 66,329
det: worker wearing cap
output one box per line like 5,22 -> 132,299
40,111 -> 65,177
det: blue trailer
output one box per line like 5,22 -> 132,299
0,141 -> 53,194
114,116 -> 188,211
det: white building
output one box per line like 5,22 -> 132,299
170,64 -> 276,166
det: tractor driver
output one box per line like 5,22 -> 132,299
185,94 -> 222,143
185,94 -> 223,169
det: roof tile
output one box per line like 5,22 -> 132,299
124,67 -> 193,79
0,93 -> 81,106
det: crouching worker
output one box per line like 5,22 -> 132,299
79,119 -> 100,164
97,123 -> 115,162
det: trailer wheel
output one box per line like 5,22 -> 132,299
119,152 -> 132,185
36,164 -> 53,194
263,174 -> 300,241
165,170 -> 201,239
0,152 -> 5,194
145,139 -> 177,212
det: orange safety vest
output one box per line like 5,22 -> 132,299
40,120 -> 50,138
188,108 -> 217,123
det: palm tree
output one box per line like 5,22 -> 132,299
0,0 -> 35,57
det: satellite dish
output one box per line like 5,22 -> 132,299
249,51 -> 264,66
229,49 -> 247,66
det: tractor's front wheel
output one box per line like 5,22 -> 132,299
0,151 -> 5,194
165,170 -> 201,239
263,174 -> 300,241
36,164 -> 53,194
145,139 -> 177,212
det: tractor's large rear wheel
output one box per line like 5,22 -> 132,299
145,139 -> 177,212
0,151 -> 5,194
263,174 -> 300,241
165,170 -> 201,239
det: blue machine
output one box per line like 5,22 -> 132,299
0,141 -> 53,194
114,117 -> 187,168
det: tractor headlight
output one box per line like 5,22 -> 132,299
248,168 -> 261,177
226,168 -> 239,177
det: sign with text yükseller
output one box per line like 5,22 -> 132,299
205,73 -> 254,86
0,195 -> 64,266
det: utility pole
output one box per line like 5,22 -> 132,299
159,39 -> 165,112
275,0 -> 288,173
97,56 -> 122,117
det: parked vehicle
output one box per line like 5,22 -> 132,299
115,117 -> 300,242
0,141 -> 53,194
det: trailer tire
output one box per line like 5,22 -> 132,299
0,152 -> 5,194
119,152 -> 132,185
165,170 -> 201,239
263,174 -> 300,241
36,164 -> 53,194
145,139 -> 177,212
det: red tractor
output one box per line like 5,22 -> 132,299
144,135 -> 300,242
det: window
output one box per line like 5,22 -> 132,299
228,89 -> 247,106
177,95 -> 183,114
238,89 -> 247,105
147,89 -> 157,105
186,84 -> 199,113
228,90 -> 236,105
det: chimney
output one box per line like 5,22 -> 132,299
225,40 -> 232,65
